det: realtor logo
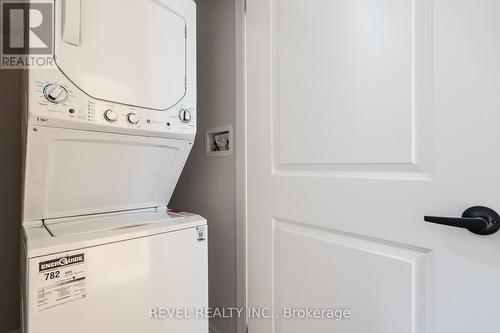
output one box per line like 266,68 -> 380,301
1,0 -> 54,68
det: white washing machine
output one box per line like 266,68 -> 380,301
20,0 -> 206,332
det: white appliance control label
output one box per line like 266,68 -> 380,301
35,252 -> 87,312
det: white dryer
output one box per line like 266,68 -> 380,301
20,0 -> 206,332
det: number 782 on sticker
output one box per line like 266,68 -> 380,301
45,271 -> 60,280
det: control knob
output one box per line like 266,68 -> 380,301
127,113 -> 139,124
179,109 -> 192,123
43,84 -> 68,104
104,110 -> 118,122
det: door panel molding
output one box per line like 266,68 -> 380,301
273,218 -> 429,333
271,0 -> 434,179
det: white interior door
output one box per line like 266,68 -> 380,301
246,1 -> 500,332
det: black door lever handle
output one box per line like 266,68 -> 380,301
424,216 -> 489,233
424,206 -> 500,235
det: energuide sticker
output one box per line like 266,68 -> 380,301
35,252 -> 87,312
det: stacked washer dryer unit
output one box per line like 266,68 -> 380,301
20,1 -> 207,332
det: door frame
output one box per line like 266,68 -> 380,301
235,0 -> 247,332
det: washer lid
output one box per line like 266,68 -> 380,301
54,0 -> 188,110
44,210 -> 185,237
24,212 -> 207,258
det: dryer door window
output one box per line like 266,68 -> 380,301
54,0 -> 188,110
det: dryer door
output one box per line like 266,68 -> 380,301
54,0 -> 192,110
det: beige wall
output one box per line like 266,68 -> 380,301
170,0 -> 237,332
0,69 -> 22,332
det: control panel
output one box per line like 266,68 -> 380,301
28,70 -> 196,139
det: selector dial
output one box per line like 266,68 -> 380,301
179,109 -> 192,123
127,113 -> 139,124
43,84 -> 68,104
104,109 -> 118,122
